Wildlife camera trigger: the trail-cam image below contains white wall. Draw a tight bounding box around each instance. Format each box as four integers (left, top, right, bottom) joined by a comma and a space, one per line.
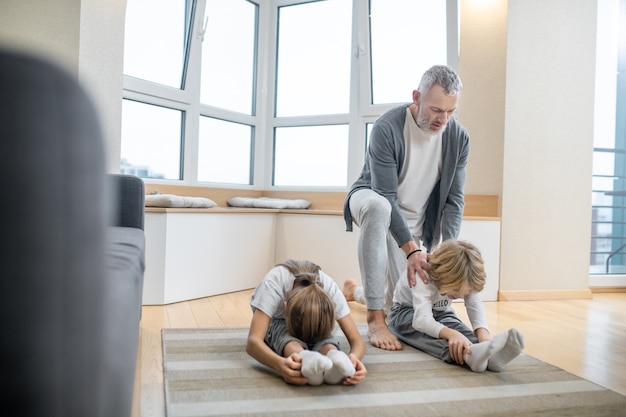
0, 0, 81, 73
78, 0, 127, 173
458, 0, 508, 196
499, 0, 597, 296
0, 0, 126, 174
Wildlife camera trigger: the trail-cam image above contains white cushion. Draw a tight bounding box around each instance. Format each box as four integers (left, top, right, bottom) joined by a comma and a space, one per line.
145, 194, 217, 208
227, 196, 311, 209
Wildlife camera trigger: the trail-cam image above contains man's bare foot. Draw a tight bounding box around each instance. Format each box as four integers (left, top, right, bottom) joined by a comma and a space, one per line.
342, 279, 357, 302
367, 310, 402, 351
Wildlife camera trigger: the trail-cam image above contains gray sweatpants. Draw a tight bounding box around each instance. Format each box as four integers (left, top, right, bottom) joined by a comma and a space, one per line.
348, 189, 410, 311
387, 303, 478, 363
265, 318, 340, 356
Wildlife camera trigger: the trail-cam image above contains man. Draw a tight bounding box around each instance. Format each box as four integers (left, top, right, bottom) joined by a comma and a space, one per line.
343, 65, 469, 350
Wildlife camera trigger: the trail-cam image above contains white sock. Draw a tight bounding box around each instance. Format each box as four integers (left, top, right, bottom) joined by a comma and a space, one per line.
299, 350, 333, 386
488, 328, 525, 372
354, 287, 366, 305
323, 350, 356, 385
464, 330, 508, 373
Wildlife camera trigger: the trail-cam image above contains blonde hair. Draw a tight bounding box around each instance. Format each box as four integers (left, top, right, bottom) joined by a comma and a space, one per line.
428, 240, 486, 295
279, 260, 335, 344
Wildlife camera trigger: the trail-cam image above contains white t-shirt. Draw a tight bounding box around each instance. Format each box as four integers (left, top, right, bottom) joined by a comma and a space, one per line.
397, 107, 443, 238
250, 265, 350, 320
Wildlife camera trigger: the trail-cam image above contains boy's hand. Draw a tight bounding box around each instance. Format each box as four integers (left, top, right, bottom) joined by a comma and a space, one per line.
446, 331, 472, 365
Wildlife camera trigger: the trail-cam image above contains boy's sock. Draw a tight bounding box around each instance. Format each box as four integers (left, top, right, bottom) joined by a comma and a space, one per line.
487, 328, 525, 372
323, 350, 356, 385
353, 287, 366, 305
299, 350, 333, 386
342, 279, 366, 305
463, 330, 508, 372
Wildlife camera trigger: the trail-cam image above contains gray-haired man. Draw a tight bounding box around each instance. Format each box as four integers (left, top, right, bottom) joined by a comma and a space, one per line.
343, 65, 470, 350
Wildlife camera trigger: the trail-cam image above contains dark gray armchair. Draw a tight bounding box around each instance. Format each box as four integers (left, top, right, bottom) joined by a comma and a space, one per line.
0, 50, 145, 417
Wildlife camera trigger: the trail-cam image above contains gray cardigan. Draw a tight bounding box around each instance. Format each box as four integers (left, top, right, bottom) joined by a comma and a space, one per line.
343, 104, 470, 252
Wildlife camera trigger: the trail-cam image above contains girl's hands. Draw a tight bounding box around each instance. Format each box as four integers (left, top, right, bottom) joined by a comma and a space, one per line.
341, 353, 367, 385
280, 352, 308, 385
281, 352, 368, 386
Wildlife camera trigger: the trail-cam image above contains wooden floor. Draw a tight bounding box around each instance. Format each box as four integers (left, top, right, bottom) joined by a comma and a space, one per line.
131, 291, 626, 417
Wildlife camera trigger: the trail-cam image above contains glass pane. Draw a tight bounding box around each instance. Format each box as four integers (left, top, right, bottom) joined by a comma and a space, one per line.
123, 0, 190, 88
120, 100, 182, 180
593, 151, 616, 178
198, 117, 252, 184
592, 176, 617, 194
275, 0, 352, 117
274, 125, 349, 187
370, 0, 448, 104
200, 0, 257, 114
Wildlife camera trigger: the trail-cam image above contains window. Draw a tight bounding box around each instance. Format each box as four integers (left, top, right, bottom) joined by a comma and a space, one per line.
123, 0, 192, 88
120, 100, 183, 180
590, 0, 626, 277
198, 117, 253, 184
121, 0, 195, 180
121, 0, 458, 188
274, 125, 349, 186
200, 0, 258, 114
369, 0, 448, 105
275, 0, 352, 117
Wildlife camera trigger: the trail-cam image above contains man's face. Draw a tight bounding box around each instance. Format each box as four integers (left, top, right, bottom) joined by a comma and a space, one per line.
414, 84, 459, 133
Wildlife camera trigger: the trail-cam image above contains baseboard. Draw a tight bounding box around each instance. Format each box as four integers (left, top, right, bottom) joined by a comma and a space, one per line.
498, 289, 593, 301
590, 287, 626, 293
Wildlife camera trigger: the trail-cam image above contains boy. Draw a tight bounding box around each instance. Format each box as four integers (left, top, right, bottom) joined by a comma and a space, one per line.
387, 239, 524, 372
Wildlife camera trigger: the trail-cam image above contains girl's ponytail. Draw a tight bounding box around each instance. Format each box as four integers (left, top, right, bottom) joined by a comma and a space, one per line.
281, 260, 335, 344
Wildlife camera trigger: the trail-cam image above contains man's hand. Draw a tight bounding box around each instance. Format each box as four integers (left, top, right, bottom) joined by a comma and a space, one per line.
407, 251, 430, 287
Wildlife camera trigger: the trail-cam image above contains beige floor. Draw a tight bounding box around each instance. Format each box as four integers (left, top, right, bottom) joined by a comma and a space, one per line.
132, 291, 626, 417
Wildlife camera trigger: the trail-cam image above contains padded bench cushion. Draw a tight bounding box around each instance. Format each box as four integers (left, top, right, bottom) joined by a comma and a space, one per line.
145, 193, 217, 208
227, 196, 311, 209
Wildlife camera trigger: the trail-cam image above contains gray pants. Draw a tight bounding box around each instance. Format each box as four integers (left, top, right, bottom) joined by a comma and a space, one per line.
349, 189, 410, 311
387, 303, 478, 363
265, 318, 340, 356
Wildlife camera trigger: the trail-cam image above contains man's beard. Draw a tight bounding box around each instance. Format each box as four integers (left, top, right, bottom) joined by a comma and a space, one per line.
416, 109, 447, 134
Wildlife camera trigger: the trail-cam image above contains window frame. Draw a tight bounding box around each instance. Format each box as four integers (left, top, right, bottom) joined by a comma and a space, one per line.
589, 0, 626, 282
121, 0, 460, 191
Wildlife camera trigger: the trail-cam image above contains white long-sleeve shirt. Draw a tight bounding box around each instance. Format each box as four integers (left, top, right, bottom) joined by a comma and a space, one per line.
392, 274, 489, 339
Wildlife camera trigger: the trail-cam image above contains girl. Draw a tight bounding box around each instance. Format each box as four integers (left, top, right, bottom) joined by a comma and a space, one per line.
387, 239, 525, 372
246, 260, 367, 385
